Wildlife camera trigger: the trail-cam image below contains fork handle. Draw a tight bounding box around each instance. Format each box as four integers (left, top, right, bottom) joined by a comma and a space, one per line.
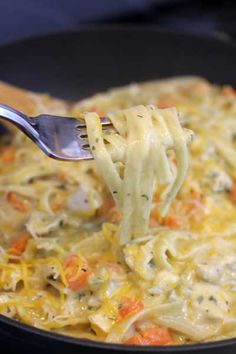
0, 104, 39, 139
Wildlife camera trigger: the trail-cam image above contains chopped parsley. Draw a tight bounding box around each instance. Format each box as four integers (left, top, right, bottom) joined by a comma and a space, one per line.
209, 295, 217, 304
197, 295, 204, 304
59, 220, 64, 227
141, 194, 149, 201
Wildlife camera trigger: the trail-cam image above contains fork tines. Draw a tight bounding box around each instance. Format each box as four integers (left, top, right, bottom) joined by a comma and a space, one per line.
76, 117, 112, 128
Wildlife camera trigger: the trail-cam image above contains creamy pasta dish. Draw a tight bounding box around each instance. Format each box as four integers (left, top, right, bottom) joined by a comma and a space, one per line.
0, 76, 236, 346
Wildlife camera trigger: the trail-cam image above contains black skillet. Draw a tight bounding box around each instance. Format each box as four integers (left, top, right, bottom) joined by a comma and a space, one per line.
0, 27, 235, 354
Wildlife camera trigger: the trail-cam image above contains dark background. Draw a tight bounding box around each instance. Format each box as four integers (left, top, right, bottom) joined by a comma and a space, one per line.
0, 0, 235, 45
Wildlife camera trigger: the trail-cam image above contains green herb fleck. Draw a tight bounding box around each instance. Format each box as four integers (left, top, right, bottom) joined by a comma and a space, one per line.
78, 293, 86, 300
197, 295, 204, 304
92, 146, 96, 151
141, 194, 149, 201
108, 316, 117, 321
209, 295, 217, 304
57, 184, 66, 190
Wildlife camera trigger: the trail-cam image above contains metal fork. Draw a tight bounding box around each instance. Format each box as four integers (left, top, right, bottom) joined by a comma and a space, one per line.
0, 104, 112, 161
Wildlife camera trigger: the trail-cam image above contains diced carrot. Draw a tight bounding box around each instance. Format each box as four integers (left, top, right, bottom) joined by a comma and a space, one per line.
123, 334, 146, 345
123, 327, 173, 346
141, 327, 173, 345
107, 207, 121, 223
98, 196, 121, 223
63, 254, 90, 291
119, 297, 143, 320
88, 106, 104, 116
1, 147, 15, 163
9, 232, 30, 258
6, 192, 30, 213
230, 184, 236, 204
150, 204, 160, 222
161, 215, 180, 228
157, 99, 175, 109
98, 196, 115, 216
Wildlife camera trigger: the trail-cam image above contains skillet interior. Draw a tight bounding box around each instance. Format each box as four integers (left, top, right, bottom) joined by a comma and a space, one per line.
0, 27, 236, 354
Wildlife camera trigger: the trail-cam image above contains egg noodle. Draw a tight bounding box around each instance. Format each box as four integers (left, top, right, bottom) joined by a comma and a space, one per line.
84, 106, 193, 244
0, 77, 236, 345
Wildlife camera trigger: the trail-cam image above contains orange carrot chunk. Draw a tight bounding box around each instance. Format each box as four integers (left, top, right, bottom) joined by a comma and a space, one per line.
63, 254, 90, 291
119, 297, 144, 319
1, 147, 15, 163
88, 106, 104, 116
123, 327, 173, 346
161, 215, 179, 228
156, 99, 175, 109
123, 334, 147, 345
141, 327, 173, 345
6, 192, 30, 213
9, 232, 30, 258
230, 184, 236, 203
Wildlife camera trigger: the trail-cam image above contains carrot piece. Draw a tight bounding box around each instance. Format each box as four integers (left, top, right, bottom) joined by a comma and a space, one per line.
107, 207, 121, 223
157, 99, 175, 109
9, 232, 30, 258
230, 184, 236, 203
88, 106, 104, 116
123, 334, 146, 345
98, 196, 121, 222
161, 215, 179, 228
119, 297, 144, 320
1, 147, 15, 163
141, 327, 173, 345
63, 254, 90, 291
98, 196, 115, 216
123, 327, 173, 346
6, 192, 30, 213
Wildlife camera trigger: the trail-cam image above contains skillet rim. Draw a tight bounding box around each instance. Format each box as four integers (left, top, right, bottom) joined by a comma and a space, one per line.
0, 24, 235, 51
0, 25, 235, 351
1, 309, 236, 352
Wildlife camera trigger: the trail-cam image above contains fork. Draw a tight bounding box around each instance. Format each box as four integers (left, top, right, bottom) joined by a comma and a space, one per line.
0, 104, 112, 161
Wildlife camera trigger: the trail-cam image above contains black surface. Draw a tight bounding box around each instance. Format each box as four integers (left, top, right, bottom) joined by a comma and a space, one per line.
106, 0, 236, 39
0, 27, 235, 102
1, 0, 236, 44
0, 27, 236, 354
